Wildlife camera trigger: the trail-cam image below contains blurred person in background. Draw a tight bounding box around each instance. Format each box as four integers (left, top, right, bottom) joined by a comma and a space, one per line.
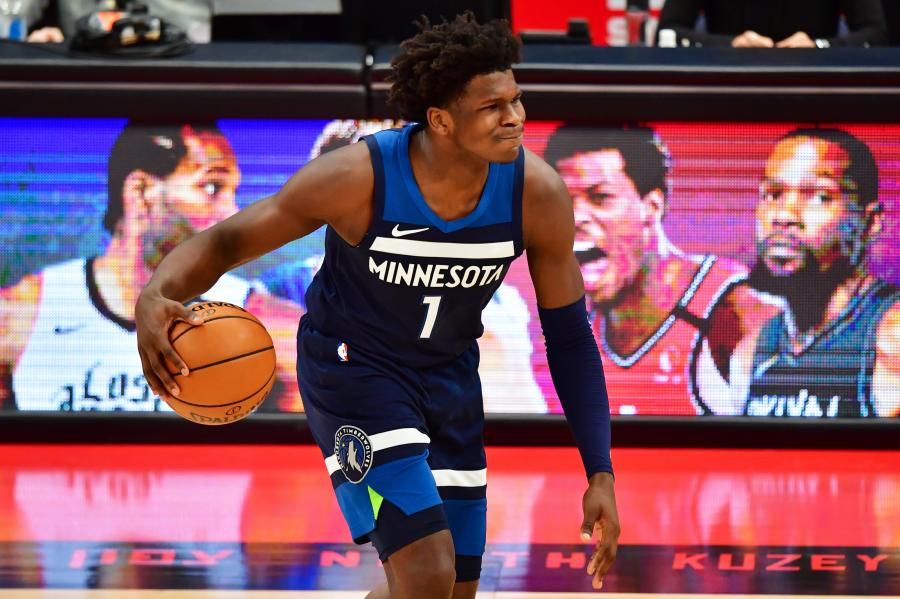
27, 0, 211, 43
541, 126, 778, 416
656, 0, 887, 48
0, 122, 302, 412
736, 128, 900, 417
884, 0, 900, 45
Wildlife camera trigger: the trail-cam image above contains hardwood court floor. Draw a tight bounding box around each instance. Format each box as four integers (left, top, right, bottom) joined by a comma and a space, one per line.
0, 444, 898, 596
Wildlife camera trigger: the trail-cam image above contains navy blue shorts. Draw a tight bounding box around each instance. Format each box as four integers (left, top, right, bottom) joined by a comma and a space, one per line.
297, 315, 487, 582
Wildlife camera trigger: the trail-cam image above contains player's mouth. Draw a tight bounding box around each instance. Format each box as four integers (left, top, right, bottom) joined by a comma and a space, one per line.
574, 242, 608, 265
761, 234, 806, 272
497, 130, 523, 143
763, 234, 803, 258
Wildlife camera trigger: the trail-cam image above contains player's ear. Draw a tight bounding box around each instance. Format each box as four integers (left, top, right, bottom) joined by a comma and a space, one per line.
426, 107, 452, 137
123, 170, 164, 215
641, 188, 665, 223
864, 201, 883, 240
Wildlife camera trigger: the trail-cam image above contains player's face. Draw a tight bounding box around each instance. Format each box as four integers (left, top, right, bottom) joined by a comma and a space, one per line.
448, 70, 525, 163
141, 129, 239, 270
757, 137, 861, 278
162, 129, 240, 232
558, 149, 652, 304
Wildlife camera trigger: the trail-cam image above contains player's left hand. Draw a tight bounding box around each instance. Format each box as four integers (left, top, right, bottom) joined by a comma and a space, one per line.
776, 31, 816, 48
580, 471, 620, 590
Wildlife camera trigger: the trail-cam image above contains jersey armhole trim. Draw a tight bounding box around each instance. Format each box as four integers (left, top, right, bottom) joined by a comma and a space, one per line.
86, 257, 135, 333
362, 134, 386, 248
512, 148, 525, 255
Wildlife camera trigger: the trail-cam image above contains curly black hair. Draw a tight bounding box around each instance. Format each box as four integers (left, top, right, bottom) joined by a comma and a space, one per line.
387, 11, 521, 123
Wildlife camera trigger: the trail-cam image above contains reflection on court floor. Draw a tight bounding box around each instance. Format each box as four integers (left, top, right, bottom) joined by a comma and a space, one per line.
0, 445, 898, 596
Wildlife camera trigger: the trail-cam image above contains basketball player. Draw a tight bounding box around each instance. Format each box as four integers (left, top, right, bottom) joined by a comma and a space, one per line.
0, 122, 302, 412
541, 126, 776, 416
738, 128, 900, 418
136, 14, 619, 598
262, 118, 546, 413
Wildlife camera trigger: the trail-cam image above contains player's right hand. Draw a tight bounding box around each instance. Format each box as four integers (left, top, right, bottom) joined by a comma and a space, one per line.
135, 290, 203, 400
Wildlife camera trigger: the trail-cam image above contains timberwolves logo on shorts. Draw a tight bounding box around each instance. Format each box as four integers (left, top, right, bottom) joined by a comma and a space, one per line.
334, 425, 372, 483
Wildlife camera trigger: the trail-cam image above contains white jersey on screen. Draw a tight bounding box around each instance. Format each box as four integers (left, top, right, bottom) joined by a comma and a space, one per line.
13, 258, 255, 412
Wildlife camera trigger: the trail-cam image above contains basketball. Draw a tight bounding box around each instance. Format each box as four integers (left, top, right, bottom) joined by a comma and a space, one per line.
163, 301, 276, 425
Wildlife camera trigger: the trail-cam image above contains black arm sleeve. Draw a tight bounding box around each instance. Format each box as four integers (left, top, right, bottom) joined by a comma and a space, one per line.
833, 0, 888, 46
539, 297, 613, 479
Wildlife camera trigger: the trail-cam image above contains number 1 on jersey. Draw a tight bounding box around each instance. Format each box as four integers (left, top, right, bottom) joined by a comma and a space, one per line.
420, 296, 442, 339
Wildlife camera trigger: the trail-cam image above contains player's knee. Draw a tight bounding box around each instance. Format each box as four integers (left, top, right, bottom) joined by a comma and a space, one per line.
409, 545, 456, 594
412, 555, 456, 596
390, 532, 456, 596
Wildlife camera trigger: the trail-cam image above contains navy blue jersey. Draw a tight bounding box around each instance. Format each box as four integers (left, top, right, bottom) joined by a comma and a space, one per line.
304, 124, 525, 369
746, 279, 900, 418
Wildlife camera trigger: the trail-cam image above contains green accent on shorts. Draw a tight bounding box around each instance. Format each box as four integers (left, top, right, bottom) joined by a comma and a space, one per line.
368, 485, 384, 520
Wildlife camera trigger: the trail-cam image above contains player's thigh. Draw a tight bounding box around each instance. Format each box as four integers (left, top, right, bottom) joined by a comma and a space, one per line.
298, 319, 450, 560
424, 344, 488, 584
384, 529, 456, 592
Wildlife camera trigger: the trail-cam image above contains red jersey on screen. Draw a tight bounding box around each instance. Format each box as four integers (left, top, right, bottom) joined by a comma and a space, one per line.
535, 255, 746, 416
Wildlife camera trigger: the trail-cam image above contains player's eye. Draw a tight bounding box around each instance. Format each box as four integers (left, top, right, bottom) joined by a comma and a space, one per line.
810, 191, 832, 205
761, 187, 780, 202
587, 190, 611, 205
202, 182, 222, 196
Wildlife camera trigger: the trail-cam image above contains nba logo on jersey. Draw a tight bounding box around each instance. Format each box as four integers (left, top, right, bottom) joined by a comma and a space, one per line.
334, 425, 372, 483
337, 342, 349, 362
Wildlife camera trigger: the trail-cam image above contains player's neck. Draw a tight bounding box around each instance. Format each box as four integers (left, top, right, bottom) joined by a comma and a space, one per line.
788, 269, 873, 346
93, 235, 151, 321
408, 129, 489, 221
601, 254, 696, 355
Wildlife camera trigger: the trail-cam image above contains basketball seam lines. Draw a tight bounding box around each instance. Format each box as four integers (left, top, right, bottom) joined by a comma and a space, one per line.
170, 345, 274, 376
168, 366, 276, 408
170, 314, 265, 344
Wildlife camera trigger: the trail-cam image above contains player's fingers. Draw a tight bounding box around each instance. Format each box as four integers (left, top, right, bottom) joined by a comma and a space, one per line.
163, 344, 191, 378
176, 305, 204, 326
138, 347, 165, 398
149, 350, 181, 397
592, 521, 621, 581
580, 505, 600, 542
164, 303, 202, 376
587, 538, 603, 575
586, 543, 605, 589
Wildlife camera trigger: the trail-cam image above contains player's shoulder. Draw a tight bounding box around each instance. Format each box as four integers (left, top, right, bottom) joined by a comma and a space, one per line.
280, 136, 375, 218
0, 272, 42, 358
710, 278, 784, 331
305, 136, 374, 181
876, 291, 900, 358
521, 147, 570, 213
878, 285, 900, 330
709, 255, 749, 278
0, 272, 43, 303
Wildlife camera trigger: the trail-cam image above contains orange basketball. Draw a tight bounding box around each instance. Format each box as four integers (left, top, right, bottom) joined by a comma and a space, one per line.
163, 301, 276, 425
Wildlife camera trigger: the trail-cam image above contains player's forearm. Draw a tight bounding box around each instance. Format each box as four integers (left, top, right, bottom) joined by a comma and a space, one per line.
539, 296, 613, 478
142, 227, 235, 304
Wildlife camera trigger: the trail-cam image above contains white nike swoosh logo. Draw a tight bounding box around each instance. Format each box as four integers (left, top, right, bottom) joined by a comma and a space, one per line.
391, 224, 430, 237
